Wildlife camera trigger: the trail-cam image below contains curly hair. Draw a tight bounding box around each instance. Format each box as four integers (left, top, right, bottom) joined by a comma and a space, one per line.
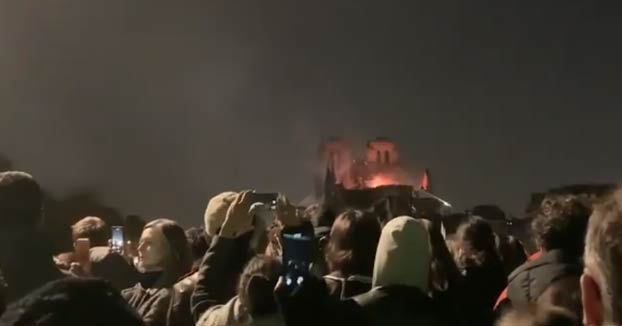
531, 195, 591, 256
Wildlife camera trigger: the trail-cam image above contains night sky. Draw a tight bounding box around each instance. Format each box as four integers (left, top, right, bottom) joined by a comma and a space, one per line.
1, 1, 621, 226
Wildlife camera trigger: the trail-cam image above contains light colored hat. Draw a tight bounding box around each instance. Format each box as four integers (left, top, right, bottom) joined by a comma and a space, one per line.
204, 191, 238, 237
372, 216, 431, 292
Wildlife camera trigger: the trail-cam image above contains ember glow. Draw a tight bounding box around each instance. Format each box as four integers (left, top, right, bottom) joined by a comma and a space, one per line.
366, 174, 399, 188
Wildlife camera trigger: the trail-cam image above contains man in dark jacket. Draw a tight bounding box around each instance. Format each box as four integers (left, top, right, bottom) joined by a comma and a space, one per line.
498, 194, 591, 316
0, 171, 63, 303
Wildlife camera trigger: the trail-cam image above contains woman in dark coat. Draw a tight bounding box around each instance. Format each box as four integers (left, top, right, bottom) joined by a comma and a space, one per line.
122, 219, 193, 326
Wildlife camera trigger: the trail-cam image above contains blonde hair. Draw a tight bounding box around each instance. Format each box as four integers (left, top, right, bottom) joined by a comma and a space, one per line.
584, 191, 622, 325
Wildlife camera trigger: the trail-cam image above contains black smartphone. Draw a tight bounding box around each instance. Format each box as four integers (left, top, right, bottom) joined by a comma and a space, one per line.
281, 229, 314, 291
252, 192, 279, 206
111, 226, 124, 253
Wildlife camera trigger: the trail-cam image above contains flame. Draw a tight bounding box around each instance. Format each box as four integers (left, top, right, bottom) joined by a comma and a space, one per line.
366, 175, 399, 188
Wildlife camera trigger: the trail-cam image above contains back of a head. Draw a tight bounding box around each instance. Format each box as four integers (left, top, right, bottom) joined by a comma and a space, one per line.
455, 216, 499, 269
185, 226, 210, 264
71, 216, 109, 247
0, 278, 144, 326
204, 192, 238, 237
583, 191, 622, 325
372, 216, 431, 291
497, 304, 579, 326
325, 209, 381, 276
124, 215, 146, 243
144, 219, 193, 280
531, 194, 591, 257
496, 235, 528, 276
238, 255, 282, 318
0, 171, 42, 230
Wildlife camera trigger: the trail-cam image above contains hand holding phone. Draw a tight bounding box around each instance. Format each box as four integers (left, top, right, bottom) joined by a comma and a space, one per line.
220, 191, 256, 238
281, 228, 314, 291
111, 226, 125, 254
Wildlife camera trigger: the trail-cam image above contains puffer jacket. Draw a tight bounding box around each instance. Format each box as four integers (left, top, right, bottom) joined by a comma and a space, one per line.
506, 249, 582, 305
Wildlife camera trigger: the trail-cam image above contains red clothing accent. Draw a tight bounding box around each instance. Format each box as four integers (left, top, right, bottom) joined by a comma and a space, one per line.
493, 251, 543, 309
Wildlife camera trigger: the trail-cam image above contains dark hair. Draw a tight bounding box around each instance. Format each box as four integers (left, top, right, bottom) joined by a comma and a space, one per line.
0, 171, 42, 229
455, 216, 499, 269
0, 278, 144, 326
496, 235, 528, 276
237, 255, 281, 317
144, 219, 192, 284
185, 227, 210, 266
305, 203, 336, 228
531, 195, 591, 256
124, 215, 146, 242
71, 216, 109, 247
325, 210, 381, 276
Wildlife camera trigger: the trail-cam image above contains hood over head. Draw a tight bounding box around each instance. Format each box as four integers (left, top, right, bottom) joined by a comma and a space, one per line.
372, 216, 431, 292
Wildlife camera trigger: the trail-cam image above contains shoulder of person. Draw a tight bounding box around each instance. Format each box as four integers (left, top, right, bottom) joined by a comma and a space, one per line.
174, 272, 199, 293
198, 296, 248, 326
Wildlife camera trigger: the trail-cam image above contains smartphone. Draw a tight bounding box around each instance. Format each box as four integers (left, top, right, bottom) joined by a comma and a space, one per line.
74, 238, 91, 263
281, 230, 314, 291
111, 226, 124, 253
252, 192, 279, 206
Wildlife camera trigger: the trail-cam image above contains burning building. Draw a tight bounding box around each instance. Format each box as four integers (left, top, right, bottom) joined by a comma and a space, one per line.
315, 137, 429, 193
313, 137, 448, 217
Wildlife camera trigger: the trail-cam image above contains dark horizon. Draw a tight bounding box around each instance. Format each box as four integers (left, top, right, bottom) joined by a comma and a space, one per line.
1, 1, 621, 226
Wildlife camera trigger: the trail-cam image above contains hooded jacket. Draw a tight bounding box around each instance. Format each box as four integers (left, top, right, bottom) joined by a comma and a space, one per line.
351, 216, 450, 326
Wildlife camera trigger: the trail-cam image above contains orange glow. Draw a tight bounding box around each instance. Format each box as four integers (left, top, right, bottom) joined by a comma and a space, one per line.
366, 175, 399, 188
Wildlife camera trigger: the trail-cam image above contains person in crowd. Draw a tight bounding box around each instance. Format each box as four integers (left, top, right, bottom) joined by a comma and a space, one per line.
496, 235, 528, 277
197, 255, 283, 326
185, 227, 211, 273
124, 215, 147, 260
421, 217, 464, 318
166, 228, 210, 326
355, 216, 449, 325
454, 216, 507, 326
191, 191, 252, 320
323, 210, 381, 300
497, 304, 580, 326
193, 191, 303, 324
68, 216, 139, 291
581, 190, 622, 326
0, 278, 144, 326
122, 218, 193, 326
0, 171, 63, 303
277, 216, 449, 326
497, 195, 590, 317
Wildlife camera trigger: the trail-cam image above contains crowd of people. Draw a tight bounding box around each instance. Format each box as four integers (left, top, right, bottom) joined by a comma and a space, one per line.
0, 170, 621, 326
